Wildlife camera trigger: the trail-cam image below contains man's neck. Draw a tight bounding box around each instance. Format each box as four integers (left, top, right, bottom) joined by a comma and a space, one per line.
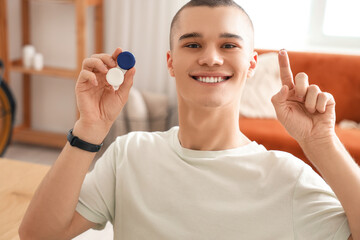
177, 103, 250, 151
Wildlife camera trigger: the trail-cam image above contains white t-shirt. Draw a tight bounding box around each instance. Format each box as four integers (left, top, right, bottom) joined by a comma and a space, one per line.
76, 126, 351, 239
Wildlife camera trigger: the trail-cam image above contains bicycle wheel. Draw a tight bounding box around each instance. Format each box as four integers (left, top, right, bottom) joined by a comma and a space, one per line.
0, 61, 16, 156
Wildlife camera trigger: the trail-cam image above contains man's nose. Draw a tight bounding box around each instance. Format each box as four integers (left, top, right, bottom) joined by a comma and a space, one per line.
198, 47, 224, 66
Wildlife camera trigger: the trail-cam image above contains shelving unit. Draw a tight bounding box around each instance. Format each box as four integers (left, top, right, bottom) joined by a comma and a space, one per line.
0, 0, 103, 148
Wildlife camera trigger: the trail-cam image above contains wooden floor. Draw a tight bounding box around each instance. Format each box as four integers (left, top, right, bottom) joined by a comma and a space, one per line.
3, 143, 61, 166
2, 143, 113, 240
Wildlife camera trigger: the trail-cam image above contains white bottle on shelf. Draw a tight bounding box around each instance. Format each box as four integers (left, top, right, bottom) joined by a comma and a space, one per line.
33, 53, 44, 70
22, 45, 35, 68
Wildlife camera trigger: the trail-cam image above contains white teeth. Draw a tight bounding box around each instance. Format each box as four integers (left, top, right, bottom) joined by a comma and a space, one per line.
196, 76, 226, 83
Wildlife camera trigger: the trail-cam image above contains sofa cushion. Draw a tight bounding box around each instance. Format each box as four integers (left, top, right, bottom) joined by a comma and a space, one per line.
240, 52, 281, 118
335, 126, 360, 161
141, 90, 169, 132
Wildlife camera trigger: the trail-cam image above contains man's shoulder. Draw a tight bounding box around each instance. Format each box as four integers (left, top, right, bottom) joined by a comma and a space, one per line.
254, 148, 309, 178
254, 146, 306, 167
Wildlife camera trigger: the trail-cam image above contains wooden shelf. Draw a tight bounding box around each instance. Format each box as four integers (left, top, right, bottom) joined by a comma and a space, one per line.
10, 59, 78, 79
1, 0, 103, 148
13, 126, 67, 148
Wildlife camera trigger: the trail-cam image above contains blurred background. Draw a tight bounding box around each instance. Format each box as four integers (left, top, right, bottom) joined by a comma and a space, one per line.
4, 0, 360, 135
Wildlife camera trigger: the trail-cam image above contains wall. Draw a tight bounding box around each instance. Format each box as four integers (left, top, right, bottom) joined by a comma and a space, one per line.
8, 0, 94, 133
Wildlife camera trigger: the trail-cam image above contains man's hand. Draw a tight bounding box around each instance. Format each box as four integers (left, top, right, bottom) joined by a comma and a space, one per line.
75, 48, 136, 142
272, 49, 359, 240
19, 48, 136, 240
271, 49, 336, 146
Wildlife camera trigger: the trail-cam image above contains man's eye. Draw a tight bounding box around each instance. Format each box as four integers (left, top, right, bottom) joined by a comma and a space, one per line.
222, 44, 237, 49
185, 43, 201, 48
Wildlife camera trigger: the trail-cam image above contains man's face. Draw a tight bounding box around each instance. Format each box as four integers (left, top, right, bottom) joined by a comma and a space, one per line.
167, 6, 257, 109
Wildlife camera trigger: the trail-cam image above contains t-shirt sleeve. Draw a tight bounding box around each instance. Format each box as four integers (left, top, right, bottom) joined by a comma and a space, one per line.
75, 140, 119, 230
293, 164, 351, 239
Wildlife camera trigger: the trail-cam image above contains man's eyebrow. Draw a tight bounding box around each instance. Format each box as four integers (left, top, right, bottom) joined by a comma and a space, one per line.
178, 32, 243, 41
220, 33, 243, 41
179, 32, 203, 41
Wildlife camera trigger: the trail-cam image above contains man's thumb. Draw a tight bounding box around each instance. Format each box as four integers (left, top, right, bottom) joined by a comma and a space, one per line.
117, 67, 135, 97
271, 85, 289, 107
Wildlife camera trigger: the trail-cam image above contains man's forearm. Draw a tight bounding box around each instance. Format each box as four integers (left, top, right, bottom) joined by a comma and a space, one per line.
300, 136, 360, 239
19, 122, 107, 239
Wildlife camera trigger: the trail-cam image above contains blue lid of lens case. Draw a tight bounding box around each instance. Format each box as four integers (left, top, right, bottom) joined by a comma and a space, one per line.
117, 51, 136, 70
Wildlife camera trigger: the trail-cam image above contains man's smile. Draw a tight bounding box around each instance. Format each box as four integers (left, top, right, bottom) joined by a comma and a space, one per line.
189, 72, 233, 83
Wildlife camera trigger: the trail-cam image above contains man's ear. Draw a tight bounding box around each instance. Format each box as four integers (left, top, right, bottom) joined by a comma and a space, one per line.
246, 51, 258, 79
167, 51, 175, 77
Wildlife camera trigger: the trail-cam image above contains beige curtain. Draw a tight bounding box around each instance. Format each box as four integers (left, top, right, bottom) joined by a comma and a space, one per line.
104, 0, 187, 100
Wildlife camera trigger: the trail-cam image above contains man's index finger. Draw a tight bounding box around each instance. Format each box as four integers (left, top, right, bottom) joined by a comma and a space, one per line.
278, 49, 294, 89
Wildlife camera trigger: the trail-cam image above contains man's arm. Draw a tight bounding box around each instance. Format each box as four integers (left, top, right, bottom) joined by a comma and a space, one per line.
272, 49, 359, 239
19, 124, 103, 239
300, 136, 359, 240
19, 48, 135, 239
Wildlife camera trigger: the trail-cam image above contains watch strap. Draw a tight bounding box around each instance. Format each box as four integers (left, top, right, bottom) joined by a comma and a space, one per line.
67, 129, 103, 152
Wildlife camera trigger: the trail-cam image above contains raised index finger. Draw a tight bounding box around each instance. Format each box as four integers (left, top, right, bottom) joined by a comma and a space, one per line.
278, 49, 294, 89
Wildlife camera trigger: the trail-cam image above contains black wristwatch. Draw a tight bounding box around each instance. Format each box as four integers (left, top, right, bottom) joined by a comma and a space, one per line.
67, 129, 103, 152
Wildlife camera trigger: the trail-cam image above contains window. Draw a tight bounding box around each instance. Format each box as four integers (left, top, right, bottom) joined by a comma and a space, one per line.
235, 0, 360, 52
323, 0, 360, 37
235, 0, 312, 50
309, 0, 360, 50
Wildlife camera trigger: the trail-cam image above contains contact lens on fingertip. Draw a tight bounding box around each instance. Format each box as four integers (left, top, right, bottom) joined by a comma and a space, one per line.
106, 51, 135, 90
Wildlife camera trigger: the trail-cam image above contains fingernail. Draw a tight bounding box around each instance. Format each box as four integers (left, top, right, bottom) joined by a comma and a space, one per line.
279, 49, 287, 56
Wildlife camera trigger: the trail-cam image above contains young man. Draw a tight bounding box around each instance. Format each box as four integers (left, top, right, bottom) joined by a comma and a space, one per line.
20, 0, 358, 239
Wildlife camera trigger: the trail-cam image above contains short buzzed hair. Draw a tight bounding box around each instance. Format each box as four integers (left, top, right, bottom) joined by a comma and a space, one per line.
169, 0, 254, 49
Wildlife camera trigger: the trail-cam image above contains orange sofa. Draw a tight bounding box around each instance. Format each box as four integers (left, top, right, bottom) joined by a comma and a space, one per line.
239, 50, 360, 172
